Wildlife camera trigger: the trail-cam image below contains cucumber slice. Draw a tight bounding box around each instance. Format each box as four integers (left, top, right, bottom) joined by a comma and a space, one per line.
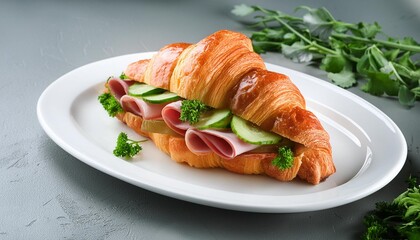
128, 83, 165, 96
231, 116, 281, 145
142, 91, 180, 104
193, 109, 232, 130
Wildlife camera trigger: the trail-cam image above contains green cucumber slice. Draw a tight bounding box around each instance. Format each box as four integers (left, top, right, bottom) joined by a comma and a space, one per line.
128, 83, 165, 96
231, 116, 281, 145
193, 109, 232, 130
142, 91, 180, 104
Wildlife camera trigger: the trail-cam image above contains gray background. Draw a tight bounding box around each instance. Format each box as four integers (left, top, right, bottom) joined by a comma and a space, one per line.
1, 0, 419, 239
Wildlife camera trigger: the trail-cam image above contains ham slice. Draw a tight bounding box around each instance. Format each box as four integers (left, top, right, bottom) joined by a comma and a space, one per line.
161, 100, 191, 136
161, 100, 259, 159
108, 77, 133, 100
120, 95, 166, 120
185, 128, 259, 159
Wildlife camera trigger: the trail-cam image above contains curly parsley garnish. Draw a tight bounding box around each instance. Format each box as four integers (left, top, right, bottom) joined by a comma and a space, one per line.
179, 99, 210, 124
113, 132, 147, 158
98, 92, 123, 117
271, 146, 294, 170
362, 176, 420, 239
119, 72, 129, 80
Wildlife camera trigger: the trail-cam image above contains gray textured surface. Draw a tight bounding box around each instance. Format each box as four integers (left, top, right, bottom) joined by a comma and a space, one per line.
1, 0, 419, 239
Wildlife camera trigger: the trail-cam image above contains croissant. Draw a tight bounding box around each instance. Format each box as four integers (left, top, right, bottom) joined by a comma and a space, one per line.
106, 30, 335, 184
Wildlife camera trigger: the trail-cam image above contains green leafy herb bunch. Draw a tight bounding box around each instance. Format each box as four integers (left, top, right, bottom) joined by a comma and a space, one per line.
232, 4, 420, 107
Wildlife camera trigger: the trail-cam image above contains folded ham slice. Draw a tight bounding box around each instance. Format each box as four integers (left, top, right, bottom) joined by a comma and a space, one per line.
107, 77, 133, 100
185, 128, 259, 159
161, 100, 191, 136
120, 95, 166, 120
161, 100, 259, 159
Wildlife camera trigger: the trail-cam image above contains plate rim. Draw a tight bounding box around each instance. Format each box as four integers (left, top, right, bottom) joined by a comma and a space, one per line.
37, 52, 407, 213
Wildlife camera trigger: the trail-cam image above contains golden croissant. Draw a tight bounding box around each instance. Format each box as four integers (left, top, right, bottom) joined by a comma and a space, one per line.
102, 30, 335, 184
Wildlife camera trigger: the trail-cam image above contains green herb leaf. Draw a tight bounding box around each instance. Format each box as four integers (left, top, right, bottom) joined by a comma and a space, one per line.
231, 4, 256, 17
383, 49, 400, 62
119, 72, 129, 80
356, 53, 371, 74
398, 85, 416, 107
396, 36, 419, 48
297, 6, 336, 42
252, 40, 282, 54
398, 52, 417, 70
351, 22, 381, 39
369, 45, 389, 72
395, 63, 420, 87
251, 28, 297, 53
361, 71, 399, 96
362, 176, 420, 239
327, 67, 356, 88
180, 100, 210, 124
113, 132, 146, 158
411, 86, 420, 98
271, 146, 294, 170
281, 41, 313, 63
348, 42, 368, 58
98, 92, 123, 117
320, 54, 346, 73
264, 28, 287, 40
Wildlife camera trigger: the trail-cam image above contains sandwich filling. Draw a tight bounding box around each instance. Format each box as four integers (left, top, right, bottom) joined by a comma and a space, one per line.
104, 76, 294, 169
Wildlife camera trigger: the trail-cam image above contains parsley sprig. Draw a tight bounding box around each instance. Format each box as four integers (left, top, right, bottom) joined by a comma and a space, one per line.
179, 100, 210, 124
271, 146, 294, 170
362, 176, 420, 239
98, 92, 123, 117
119, 72, 129, 80
113, 132, 147, 158
232, 4, 420, 107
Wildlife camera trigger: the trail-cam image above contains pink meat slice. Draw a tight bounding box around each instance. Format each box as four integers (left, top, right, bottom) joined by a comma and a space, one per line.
185, 128, 259, 159
107, 77, 133, 100
161, 100, 191, 136
120, 95, 166, 120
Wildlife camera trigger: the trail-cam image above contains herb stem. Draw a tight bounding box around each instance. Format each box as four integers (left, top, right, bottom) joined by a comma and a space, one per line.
252, 5, 337, 55
332, 33, 420, 53
341, 51, 360, 63
253, 41, 283, 46
273, 16, 337, 55
253, 6, 301, 21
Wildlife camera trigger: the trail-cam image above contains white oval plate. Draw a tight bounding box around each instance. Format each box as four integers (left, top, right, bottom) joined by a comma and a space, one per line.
37, 52, 407, 213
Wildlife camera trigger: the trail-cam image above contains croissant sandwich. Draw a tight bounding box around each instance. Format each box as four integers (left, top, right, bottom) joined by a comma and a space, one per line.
99, 30, 335, 184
